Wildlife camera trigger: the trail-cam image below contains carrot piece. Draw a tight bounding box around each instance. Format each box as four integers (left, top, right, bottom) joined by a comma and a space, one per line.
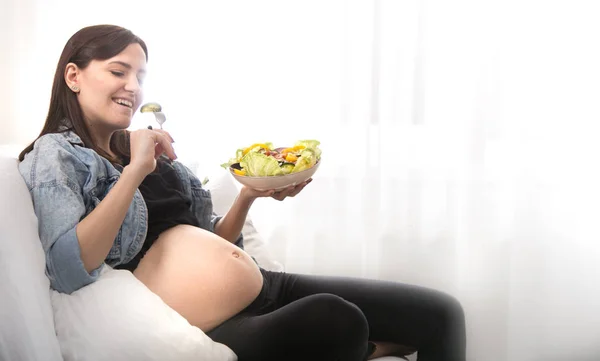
285, 153, 298, 162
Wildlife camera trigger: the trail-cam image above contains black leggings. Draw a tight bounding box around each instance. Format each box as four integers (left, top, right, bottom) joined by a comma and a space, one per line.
206, 268, 466, 361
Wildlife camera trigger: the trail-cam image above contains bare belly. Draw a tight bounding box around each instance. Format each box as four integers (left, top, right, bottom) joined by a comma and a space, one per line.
132, 224, 263, 332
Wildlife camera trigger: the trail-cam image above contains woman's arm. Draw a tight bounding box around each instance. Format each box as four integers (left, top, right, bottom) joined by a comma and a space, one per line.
76, 165, 145, 272
21, 136, 145, 292
19, 130, 175, 293
214, 182, 312, 243
213, 187, 258, 243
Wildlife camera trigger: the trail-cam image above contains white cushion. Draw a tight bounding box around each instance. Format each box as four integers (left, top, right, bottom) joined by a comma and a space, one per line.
51, 267, 236, 361
0, 154, 63, 361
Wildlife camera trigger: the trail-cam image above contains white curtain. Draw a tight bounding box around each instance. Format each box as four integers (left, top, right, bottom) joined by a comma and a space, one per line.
3, 1, 600, 360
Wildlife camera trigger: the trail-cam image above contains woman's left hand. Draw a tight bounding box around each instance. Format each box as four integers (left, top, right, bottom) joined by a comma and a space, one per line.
240, 178, 313, 202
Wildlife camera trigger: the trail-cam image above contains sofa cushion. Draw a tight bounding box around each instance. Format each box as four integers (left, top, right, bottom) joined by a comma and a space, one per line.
0, 153, 63, 361
51, 267, 236, 361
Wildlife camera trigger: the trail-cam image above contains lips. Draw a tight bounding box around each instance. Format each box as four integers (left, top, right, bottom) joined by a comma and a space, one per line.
113, 98, 133, 108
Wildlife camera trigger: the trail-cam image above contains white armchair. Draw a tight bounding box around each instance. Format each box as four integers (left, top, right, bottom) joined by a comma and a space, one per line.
0, 151, 405, 361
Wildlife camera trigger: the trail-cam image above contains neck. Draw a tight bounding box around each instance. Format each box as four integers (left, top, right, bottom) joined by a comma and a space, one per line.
93, 130, 117, 160
86, 122, 117, 159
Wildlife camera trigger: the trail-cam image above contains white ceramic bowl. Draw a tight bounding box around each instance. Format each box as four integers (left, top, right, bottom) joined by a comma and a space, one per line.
229, 160, 321, 191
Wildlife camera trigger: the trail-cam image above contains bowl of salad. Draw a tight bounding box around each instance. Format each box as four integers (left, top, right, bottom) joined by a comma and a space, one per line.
221, 140, 322, 191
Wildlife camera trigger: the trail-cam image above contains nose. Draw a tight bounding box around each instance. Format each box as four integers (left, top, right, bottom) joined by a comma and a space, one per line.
124, 74, 142, 94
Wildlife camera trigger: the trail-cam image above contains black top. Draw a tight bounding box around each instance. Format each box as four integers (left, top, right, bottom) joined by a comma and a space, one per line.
115, 158, 200, 271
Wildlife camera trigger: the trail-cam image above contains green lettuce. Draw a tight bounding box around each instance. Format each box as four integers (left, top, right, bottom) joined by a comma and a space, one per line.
291, 140, 321, 173
291, 148, 316, 173
240, 152, 284, 176
221, 139, 322, 176
220, 148, 244, 169
295, 140, 321, 156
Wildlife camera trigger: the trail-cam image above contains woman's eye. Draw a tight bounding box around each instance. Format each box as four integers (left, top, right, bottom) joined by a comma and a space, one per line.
111, 71, 125, 77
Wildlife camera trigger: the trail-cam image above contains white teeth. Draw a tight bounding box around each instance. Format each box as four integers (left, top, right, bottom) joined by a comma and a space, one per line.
114, 98, 133, 108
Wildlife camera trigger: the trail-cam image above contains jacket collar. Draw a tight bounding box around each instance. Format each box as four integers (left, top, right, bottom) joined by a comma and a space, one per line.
61, 130, 85, 146
57, 119, 85, 146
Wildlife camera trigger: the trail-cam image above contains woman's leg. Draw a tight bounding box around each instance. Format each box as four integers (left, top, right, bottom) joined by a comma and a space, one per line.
207, 292, 371, 361
279, 272, 466, 361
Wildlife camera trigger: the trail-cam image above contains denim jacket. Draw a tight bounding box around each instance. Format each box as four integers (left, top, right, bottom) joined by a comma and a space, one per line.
18, 130, 242, 294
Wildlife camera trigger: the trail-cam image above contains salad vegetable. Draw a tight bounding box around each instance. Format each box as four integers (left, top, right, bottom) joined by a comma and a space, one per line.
221, 140, 322, 176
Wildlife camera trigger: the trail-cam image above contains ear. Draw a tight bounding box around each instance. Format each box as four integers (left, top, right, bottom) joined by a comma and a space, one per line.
64, 63, 81, 93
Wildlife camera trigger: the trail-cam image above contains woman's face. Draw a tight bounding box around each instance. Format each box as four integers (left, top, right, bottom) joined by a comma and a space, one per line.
69, 43, 147, 134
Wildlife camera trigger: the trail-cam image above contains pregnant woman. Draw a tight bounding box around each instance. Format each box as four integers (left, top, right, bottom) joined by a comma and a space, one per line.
18, 24, 466, 361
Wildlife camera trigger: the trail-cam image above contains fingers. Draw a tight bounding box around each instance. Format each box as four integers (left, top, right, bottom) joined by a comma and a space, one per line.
270, 191, 288, 201
153, 128, 175, 143
288, 178, 312, 197
241, 178, 313, 201
239, 186, 271, 201
270, 178, 312, 201
253, 189, 274, 197
143, 127, 175, 147
149, 130, 177, 160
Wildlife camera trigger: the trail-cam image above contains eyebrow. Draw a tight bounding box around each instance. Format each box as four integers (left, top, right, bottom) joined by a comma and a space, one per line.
108, 61, 146, 74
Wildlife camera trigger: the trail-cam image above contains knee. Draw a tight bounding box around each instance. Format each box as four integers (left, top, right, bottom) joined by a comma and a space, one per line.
311, 293, 369, 344
433, 291, 466, 331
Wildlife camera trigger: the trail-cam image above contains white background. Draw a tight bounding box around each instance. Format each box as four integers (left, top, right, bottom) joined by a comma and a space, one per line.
2, 1, 600, 360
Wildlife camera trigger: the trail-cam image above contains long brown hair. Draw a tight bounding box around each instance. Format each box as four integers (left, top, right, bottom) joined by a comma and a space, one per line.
18, 24, 148, 163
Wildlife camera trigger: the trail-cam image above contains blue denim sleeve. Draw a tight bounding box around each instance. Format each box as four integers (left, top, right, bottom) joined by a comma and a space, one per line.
20, 140, 102, 294
29, 181, 103, 294
32, 185, 102, 294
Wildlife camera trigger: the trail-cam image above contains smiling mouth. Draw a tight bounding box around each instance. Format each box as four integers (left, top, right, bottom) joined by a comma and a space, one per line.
113, 98, 133, 108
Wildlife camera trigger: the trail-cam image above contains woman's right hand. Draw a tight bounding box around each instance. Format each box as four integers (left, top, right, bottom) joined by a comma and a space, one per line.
127, 128, 177, 178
